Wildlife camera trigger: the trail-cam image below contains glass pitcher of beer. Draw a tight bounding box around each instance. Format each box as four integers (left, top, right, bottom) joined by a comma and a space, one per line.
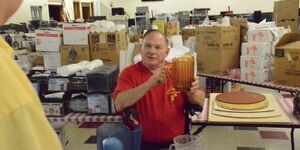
167, 53, 194, 91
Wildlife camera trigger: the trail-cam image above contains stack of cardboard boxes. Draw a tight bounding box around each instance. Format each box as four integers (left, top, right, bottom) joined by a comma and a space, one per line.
240, 27, 285, 83
61, 23, 91, 65
35, 29, 63, 71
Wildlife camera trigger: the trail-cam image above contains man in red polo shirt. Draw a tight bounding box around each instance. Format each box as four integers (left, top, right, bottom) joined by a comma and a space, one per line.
113, 30, 205, 150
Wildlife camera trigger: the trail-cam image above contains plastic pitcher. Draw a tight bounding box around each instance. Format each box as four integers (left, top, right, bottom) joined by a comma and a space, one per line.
169, 135, 202, 150
167, 52, 194, 91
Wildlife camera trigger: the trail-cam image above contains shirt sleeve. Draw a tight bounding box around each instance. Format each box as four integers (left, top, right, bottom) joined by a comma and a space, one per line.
112, 67, 135, 101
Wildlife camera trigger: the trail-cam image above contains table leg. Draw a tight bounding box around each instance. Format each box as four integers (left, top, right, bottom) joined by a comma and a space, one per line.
291, 128, 295, 150
192, 124, 207, 135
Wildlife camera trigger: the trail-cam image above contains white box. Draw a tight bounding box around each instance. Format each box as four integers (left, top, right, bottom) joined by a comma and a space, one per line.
240, 68, 270, 83
43, 52, 61, 71
240, 56, 270, 69
63, 23, 90, 45
247, 27, 285, 43
35, 30, 63, 52
241, 42, 272, 56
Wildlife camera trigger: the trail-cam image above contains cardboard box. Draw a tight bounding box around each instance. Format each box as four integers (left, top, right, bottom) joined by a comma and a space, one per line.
240, 56, 270, 69
42, 102, 67, 117
181, 28, 196, 41
247, 27, 285, 43
240, 68, 271, 83
89, 30, 127, 52
196, 26, 240, 75
153, 20, 166, 35
167, 21, 180, 36
60, 45, 90, 65
273, 0, 299, 32
230, 18, 248, 42
273, 0, 298, 21
35, 30, 63, 52
87, 93, 115, 115
63, 23, 90, 45
276, 20, 298, 33
241, 42, 272, 56
91, 50, 120, 65
43, 52, 61, 71
89, 30, 127, 64
274, 32, 300, 87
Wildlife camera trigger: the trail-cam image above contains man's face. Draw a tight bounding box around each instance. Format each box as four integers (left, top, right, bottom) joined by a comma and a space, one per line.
141, 32, 169, 70
0, 0, 23, 25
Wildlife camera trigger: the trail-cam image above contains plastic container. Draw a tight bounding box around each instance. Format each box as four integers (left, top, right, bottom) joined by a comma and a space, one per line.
169, 135, 202, 150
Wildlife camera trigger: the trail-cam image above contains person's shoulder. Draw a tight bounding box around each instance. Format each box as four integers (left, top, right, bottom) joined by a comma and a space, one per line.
121, 62, 143, 73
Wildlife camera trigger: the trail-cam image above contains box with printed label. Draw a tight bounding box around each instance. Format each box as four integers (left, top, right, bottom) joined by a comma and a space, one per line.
240, 68, 271, 83
247, 27, 285, 43
42, 102, 66, 117
181, 28, 196, 41
87, 93, 116, 115
240, 56, 270, 69
241, 42, 272, 56
43, 52, 61, 71
89, 29, 127, 51
35, 29, 63, 52
48, 77, 69, 92
196, 26, 240, 75
274, 32, 300, 87
63, 23, 90, 45
60, 45, 90, 65
91, 49, 121, 65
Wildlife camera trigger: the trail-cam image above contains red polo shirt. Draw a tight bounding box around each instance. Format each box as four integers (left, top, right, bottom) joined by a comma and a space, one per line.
113, 62, 186, 143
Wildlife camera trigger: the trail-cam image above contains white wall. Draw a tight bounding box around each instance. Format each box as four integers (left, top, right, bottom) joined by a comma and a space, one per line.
100, 0, 300, 18
4, 0, 300, 24
6, 0, 50, 24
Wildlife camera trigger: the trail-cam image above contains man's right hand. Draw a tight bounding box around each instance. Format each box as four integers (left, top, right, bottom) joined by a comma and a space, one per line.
148, 66, 168, 87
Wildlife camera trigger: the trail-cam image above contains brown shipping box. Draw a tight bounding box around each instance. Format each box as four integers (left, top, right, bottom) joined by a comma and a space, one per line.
181, 28, 196, 41
89, 30, 127, 64
273, 0, 299, 32
274, 33, 300, 87
60, 45, 90, 65
93, 50, 120, 65
230, 18, 248, 42
195, 26, 240, 75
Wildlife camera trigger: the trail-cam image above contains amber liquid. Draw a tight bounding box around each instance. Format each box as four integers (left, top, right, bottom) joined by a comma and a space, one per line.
172, 57, 194, 91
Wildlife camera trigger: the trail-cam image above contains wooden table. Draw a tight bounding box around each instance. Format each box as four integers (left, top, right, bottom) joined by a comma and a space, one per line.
191, 93, 300, 150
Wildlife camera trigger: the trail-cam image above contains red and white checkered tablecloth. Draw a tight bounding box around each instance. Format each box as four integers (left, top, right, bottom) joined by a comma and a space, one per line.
48, 113, 122, 123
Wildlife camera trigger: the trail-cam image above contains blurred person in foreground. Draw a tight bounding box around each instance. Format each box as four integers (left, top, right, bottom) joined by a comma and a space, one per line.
0, 0, 62, 149
113, 30, 205, 150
